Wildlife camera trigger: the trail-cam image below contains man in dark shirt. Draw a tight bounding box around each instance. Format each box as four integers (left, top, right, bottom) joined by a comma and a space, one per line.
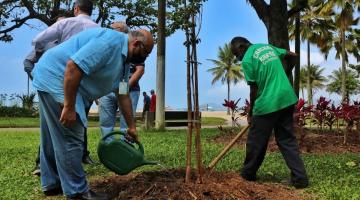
142, 92, 150, 120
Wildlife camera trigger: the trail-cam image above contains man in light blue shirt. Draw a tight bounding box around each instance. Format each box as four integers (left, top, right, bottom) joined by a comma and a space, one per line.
32, 27, 154, 199
30, 0, 99, 177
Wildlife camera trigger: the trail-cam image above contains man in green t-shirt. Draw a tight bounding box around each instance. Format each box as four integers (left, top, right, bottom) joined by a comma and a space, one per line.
230, 36, 308, 189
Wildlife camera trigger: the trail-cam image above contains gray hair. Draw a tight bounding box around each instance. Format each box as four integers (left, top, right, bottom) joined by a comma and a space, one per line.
129, 30, 147, 44
110, 22, 129, 33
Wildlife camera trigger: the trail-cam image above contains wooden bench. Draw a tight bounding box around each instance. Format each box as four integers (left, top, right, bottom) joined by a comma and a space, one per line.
144, 111, 201, 129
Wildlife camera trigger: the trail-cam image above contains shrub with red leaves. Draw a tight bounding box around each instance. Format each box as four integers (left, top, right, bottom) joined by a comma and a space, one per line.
313, 97, 331, 130
222, 98, 241, 127
325, 104, 341, 131
294, 98, 313, 128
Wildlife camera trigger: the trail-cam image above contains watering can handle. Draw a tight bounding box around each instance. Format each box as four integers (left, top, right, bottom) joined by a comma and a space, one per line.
101, 131, 144, 154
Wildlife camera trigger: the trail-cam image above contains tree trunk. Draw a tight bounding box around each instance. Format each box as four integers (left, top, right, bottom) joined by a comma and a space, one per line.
155, 0, 166, 130
340, 29, 347, 103
191, 13, 203, 184
294, 12, 301, 97
27, 75, 30, 96
184, 0, 193, 184
227, 78, 230, 115
248, 0, 307, 81
306, 39, 312, 105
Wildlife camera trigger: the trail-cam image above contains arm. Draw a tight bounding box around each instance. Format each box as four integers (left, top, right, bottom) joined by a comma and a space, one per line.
128, 65, 144, 88
32, 22, 61, 52
23, 50, 43, 80
116, 93, 138, 141
283, 51, 298, 72
60, 60, 83, 127
248, 83, 258, 124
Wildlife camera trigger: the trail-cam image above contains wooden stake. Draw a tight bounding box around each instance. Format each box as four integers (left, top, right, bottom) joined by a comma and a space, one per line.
208, 125, 250, 170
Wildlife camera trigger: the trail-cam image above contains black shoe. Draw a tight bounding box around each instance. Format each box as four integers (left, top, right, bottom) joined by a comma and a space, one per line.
67, 190, 108, 200
32, 164, 41, 176
82, 155, 95, 165
44, 187, 63, 196
240, 173, 256, 181
281, 179, 309, 189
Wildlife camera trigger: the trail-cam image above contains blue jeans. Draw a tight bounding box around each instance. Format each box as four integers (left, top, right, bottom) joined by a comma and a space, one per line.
99, 91, 140, 136
38, 91, 88, 197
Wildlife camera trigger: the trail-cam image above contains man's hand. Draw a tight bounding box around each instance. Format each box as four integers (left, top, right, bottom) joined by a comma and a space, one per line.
60, 106, 77, 127
247, 114, 252, 125
126, 127, 139, 142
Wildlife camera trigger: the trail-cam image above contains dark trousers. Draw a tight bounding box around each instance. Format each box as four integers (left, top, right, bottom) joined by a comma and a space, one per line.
241, 105, 308, 183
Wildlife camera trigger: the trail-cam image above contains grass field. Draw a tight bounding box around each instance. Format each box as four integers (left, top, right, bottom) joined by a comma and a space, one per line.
0, 117, 226, 128
0, 128, 359, 199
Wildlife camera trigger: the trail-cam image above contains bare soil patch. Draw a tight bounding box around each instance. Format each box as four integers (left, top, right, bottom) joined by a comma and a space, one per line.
92, 169, 310, 200
211, 128, 360, 154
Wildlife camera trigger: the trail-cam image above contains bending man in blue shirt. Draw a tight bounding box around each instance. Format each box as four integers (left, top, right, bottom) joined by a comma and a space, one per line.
32, 27, 154, 199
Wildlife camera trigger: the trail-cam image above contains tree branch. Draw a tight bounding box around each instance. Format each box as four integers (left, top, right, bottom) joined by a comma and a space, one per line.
288, 0, 308, 18
0, 15, 33, 34
248, 0, 269, 29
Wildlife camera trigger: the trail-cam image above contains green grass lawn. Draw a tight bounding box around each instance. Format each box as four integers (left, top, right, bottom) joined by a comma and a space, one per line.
0, 116, 226, 128
0, 128, 359, 199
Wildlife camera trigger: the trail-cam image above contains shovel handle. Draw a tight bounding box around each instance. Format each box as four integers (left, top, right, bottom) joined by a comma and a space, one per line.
208, 125, 250, 170
102, 131, 144, 154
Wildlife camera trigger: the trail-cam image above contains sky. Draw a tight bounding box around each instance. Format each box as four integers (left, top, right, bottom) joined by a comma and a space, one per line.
0, 0, 358, 110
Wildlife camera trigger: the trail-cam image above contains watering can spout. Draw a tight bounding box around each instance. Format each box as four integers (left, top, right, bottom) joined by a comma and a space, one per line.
142, 160, 158, 166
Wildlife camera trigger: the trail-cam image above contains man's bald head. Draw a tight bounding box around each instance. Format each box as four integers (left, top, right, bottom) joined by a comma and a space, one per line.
137, 29, 154, 54
127, 29, 154, 63
110, 22, 129, 33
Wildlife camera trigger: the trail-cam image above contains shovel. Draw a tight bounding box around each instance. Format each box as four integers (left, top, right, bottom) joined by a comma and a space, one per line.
208, 125, 250, 171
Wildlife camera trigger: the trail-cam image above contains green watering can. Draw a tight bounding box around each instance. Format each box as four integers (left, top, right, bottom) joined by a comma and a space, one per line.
97, 131, 157, 175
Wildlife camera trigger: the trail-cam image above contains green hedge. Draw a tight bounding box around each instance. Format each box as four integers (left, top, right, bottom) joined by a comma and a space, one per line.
0, 106, 38, 117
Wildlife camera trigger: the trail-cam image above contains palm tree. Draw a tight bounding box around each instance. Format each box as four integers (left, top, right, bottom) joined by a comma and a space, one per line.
326, 69, 360, 101
289, 0, 333, 105
299, 67, 307, 99
317, 0, 360, 103
300, 64, 327, 104
207, 43, 243, 115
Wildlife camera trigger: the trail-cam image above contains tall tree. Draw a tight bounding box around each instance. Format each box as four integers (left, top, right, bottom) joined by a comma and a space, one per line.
207, 44, 243, 115
326, 69, 360, 101
246, 0, 308, 76
317, 0, 360, 103
155, 0, 166, 130
300, 64, 327, 104
0, 0, 199, 42
299, 67, 307, 99
289, 0, 333, 104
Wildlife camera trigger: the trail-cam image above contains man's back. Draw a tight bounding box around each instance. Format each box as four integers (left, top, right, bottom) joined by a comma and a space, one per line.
32, 28, 128, 102
32, 14, 98, 52
242, 44, 297, 115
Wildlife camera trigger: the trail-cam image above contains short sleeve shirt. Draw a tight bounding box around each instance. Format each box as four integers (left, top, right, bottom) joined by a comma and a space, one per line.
32, 28, 129, 126
242, 44, 298, 115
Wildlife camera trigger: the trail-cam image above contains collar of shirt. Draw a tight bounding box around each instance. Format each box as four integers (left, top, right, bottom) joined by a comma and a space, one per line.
76, 14, 92, 20
121, 34, 129, 60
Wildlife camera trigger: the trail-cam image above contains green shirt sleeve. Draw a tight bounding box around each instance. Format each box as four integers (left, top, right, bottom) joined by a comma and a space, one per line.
242, 61, 256, 84
270, 45, 287, 59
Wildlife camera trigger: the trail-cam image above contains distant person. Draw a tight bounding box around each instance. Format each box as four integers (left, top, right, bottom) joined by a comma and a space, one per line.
149, 89, 156, 112
142, 91, 150, 120
230, 36, 308, 189
32, 0, 99, 167
32, 26, 154, 199
98, 22, 145, 137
